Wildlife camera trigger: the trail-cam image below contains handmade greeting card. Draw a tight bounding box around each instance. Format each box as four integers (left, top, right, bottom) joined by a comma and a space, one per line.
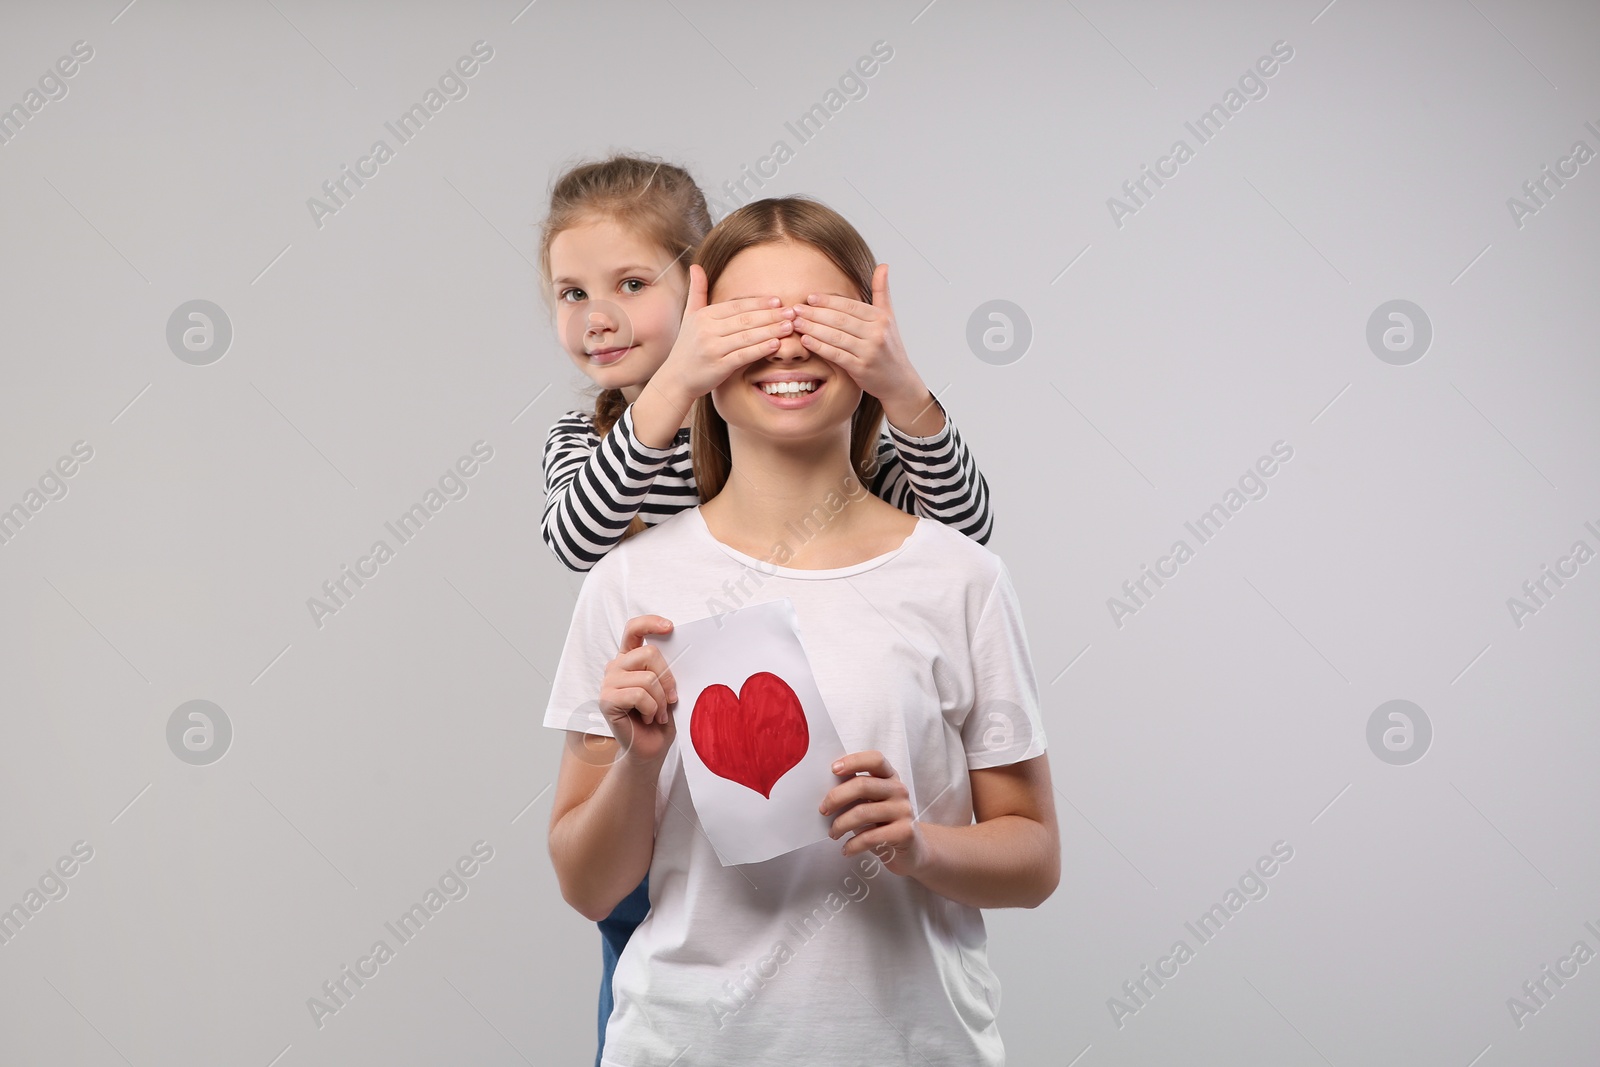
644, 597, 846, 866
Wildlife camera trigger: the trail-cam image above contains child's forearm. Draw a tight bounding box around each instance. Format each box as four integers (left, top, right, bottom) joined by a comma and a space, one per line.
879, 386, 946, 438
549, 755, 662, 921
876, 396, 994, 544
903, 815, 1058, 909
541, 410, 677, 571
629, 375, 694, 451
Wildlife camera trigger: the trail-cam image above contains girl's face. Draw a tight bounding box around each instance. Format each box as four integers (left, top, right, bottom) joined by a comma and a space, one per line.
708, 240, 865, 443
548, 215, 688, 394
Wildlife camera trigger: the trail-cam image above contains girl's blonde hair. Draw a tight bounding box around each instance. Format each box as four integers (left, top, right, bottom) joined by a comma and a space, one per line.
689, 196, 885, 503
535, 152, 712, 439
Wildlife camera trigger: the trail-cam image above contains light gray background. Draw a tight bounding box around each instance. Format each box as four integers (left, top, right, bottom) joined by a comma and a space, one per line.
2, 1, 1597, 1064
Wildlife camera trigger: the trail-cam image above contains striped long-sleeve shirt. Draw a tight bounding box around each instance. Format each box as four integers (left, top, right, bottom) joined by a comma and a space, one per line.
540, 398, 993, 571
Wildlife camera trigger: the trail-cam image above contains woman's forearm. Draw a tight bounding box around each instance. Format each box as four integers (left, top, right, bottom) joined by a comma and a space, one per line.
550, 756, 662, 921
904, 815, 1059, 909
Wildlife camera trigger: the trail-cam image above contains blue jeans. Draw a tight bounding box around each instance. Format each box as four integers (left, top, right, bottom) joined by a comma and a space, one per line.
595, 873, 651, 1067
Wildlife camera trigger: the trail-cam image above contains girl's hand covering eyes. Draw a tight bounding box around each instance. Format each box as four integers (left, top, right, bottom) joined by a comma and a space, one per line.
649, 264, 797, 412
598, 615, 680, 766
789, 262, 931, 418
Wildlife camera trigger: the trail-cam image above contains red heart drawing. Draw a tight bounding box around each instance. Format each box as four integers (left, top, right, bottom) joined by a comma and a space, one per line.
690, 672, 810, 799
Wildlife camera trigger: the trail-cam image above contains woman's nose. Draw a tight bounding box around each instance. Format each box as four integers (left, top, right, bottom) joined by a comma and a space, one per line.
769, 330, 807, 362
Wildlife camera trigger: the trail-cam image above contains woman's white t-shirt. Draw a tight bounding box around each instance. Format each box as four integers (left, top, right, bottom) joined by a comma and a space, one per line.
543, 507, 1048, 1066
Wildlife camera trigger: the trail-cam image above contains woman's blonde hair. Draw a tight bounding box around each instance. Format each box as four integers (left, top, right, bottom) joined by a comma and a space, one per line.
688, 196, 884, 503
535, 152, 712, 439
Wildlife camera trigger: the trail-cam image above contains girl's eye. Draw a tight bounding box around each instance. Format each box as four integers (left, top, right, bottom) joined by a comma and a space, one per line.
621, 279, 645, 295
559, 288, 586, 303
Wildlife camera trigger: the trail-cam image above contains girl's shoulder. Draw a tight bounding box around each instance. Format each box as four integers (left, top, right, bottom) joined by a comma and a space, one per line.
551, 408, 598, 429
546, 408, 691, 447
545, 409, 599, 444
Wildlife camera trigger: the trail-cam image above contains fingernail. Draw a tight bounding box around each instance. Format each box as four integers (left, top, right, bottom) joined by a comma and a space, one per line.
832, 761, 844, 773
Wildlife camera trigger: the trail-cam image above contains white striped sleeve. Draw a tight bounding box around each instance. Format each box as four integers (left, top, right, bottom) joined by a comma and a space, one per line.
540, 406, 679, 572
879, 397, 995, 544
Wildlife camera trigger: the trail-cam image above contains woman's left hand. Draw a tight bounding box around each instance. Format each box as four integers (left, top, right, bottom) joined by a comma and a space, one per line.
790, 263, 932, 421
819, 750, 928, 877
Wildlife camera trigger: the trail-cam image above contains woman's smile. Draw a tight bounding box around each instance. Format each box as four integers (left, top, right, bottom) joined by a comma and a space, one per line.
752, 371, 827, 409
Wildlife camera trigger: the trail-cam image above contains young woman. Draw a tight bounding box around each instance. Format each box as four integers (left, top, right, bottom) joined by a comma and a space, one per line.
535, 154, 1000, 1063
543, 195, 1058, 1065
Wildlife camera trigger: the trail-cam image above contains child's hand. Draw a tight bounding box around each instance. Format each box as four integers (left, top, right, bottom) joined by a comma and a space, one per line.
598, 615, 680, 766
819, 750, 928, 877
790, 263, 939, 432
650, 263, 797, 412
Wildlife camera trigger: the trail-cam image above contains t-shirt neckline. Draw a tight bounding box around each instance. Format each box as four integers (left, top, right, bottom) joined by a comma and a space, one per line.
688, 506, 924, 580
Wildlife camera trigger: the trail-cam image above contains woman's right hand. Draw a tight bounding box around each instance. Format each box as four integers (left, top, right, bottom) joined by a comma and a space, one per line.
652, 264, 796, 409
598, 615, 681, 766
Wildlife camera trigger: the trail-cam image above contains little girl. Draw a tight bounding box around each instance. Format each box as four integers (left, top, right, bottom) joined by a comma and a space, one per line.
543, 194, 1057, 1065
534, 154, 999, 1062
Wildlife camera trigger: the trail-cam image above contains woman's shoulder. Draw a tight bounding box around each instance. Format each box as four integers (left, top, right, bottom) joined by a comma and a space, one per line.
907, 517, 1006, 583
584, 508, 709, 579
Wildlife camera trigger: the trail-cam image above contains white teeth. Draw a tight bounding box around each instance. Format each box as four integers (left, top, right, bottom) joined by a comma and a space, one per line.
761, 380, 818, 395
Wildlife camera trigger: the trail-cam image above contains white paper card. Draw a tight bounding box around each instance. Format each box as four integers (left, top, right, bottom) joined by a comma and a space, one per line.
644, 597, 846, 866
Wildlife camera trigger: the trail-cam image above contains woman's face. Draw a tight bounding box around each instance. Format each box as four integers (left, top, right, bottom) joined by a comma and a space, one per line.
548, 215, 688, 392
708, 240, 864, 443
